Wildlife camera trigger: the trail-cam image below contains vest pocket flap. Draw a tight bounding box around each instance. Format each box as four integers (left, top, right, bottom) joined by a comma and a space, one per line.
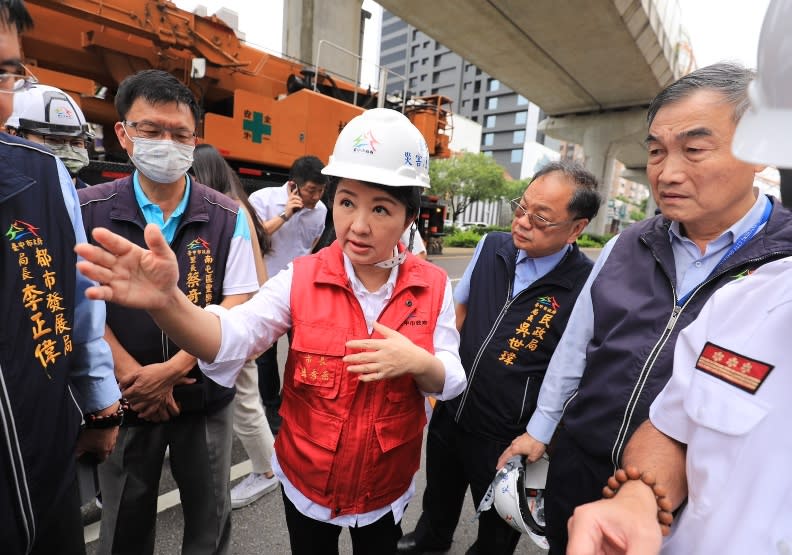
283, 392, 344, 452
374, 410, 425, 454
290, 324, 347, 397
684, 377, 769, 436
290, 323, 348, 356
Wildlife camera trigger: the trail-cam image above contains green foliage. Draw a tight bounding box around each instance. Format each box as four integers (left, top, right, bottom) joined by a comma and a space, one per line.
429, 152, 509, 221
444, 229, 484, 248
576, 233, 613, 248
502, 178, 531, 203
481, 225, 510, 234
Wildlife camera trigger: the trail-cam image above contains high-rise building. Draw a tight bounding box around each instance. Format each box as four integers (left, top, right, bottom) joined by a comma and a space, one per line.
378, 9, 559, 179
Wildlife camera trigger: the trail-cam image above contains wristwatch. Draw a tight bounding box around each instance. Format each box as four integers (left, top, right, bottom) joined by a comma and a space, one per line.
278, 211, 290, 222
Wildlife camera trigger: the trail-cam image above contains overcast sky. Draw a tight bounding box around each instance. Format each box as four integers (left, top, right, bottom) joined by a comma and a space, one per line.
172, 1, 770, 77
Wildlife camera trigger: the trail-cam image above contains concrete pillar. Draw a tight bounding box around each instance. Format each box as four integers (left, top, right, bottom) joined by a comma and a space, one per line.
283, 0, 364, 84
622, 167, 657, 218
540, 108, 648, 236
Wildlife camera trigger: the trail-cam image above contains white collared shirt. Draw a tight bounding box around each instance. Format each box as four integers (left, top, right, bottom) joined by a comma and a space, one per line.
651, 256, 792, 554
248, 182, 327, 277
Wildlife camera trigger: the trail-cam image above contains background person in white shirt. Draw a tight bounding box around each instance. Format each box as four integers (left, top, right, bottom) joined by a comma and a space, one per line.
76, 108, 467, 555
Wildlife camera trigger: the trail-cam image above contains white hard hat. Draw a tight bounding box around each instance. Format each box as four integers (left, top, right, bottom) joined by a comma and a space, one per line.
6, 84, 93, 139
732, 0, 792, 167
322, 108, 430, 188
476, 455, 549, 540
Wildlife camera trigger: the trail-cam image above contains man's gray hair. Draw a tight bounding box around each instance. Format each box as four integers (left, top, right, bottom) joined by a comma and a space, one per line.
647, 62, 756, 126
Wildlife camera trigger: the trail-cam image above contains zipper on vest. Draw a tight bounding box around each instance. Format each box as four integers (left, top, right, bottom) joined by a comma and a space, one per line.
0, 362, 36, 551
609, 249, 792, 468
517, 376, 531, 423
454, 277, 514, 423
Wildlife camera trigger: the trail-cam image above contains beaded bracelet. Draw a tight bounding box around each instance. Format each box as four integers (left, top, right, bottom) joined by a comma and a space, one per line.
602, 465, 674, 536
83, 399, 127, 429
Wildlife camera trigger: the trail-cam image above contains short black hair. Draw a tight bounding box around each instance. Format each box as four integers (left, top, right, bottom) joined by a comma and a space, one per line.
531, 160, 601, 221
290, 155, 328, 187
647, 62, 755, 126
0, 0, 32, 33
114, 69, 201, 126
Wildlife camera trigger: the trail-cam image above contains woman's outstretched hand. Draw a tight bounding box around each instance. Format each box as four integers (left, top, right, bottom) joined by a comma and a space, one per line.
75, 223, 180, 311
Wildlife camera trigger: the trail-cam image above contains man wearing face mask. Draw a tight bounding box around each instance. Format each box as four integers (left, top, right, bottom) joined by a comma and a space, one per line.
78, 69, 259, 554
5, 83, 93, 188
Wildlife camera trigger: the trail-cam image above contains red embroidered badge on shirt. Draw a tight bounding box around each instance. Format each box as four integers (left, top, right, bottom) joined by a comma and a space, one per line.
695, 342, 774, 394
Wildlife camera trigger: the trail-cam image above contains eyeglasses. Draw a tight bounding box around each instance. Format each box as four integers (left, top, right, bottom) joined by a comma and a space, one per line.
123, 120, 196, 145
29, 134, 86, 149
0, 64, 38, 94
509, 198, 574, 230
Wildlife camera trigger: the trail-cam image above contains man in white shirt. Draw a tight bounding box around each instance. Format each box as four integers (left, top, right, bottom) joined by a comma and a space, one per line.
565, 3, 792, 553
248, 155, 328, 435
497, 62, 792, 554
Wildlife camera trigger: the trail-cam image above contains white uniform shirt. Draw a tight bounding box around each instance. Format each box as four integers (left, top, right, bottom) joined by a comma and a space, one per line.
650, 256, 792, 555
248, 182, 327, 277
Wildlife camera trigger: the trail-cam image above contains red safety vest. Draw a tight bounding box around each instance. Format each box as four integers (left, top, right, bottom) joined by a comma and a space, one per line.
276, 241, 447, 516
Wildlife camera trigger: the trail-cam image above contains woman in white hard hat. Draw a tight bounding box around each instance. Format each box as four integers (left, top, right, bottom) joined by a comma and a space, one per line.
75, 108, 466, 554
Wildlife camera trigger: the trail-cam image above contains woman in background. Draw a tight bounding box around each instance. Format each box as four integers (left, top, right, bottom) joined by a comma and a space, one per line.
191, 144, 279, 508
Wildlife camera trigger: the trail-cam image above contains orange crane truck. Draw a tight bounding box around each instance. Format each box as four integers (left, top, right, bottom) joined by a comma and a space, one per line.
20, 0, 451, 248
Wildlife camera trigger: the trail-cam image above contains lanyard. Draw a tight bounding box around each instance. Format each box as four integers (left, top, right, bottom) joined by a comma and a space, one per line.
676, 200, 772, 307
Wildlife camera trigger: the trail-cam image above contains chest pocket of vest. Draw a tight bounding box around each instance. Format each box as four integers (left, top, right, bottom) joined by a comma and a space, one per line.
289, 324, 346, 400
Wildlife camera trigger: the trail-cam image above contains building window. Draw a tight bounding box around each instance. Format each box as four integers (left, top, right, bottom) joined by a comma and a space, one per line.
483, 150, 493, 157
476, 68, 482, 76
472, 98, 480, 111
410, 61, 418, 72
432, 72, 439, 84
434, 54, 443, 65
412, 29, 419, 40
422, 58, 429, 66
485, 115, 496, 128
514, 111, 527, 125
517, 95, 529, 105
411, 45, 419, 57
474, 81, 481, 93
488, 79, 500, 92
487, 97, 498, 110
511, 149, 524, 163
513, 130, 525, 144
484, 133, 495, 146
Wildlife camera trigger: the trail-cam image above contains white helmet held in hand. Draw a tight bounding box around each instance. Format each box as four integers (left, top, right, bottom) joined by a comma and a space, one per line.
6, 83, 93, 139
477, 455, 549, 539
732, 0, 792, 168
322, 108, 430, 188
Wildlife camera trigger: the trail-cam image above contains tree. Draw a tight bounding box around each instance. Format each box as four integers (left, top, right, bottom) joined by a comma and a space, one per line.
429, 152, 509, 222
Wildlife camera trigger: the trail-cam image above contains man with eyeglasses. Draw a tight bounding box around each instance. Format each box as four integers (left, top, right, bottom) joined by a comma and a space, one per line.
78, 69, 258, 554
6, 83, 94, 189
399, 161, 600, 555
0, 1, 122, 553
497, 63, 792, 555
